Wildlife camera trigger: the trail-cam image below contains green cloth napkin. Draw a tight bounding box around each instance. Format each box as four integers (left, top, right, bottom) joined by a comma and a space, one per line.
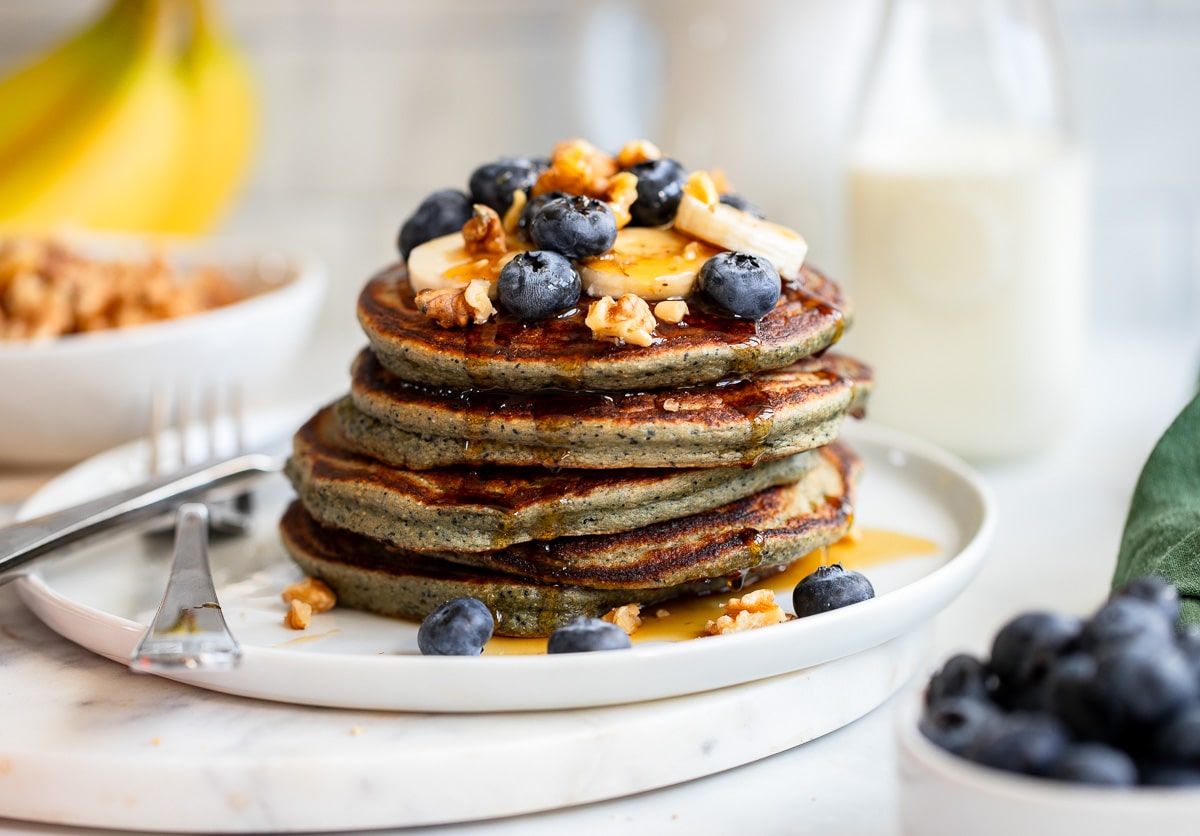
1113, 389, 1200, 625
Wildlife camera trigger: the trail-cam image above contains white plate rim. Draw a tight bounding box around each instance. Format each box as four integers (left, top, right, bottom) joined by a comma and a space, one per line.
13, 421, 996, 713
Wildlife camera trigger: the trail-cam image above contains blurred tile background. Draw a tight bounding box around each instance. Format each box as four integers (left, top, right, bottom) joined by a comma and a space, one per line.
1, 0, 1196, 400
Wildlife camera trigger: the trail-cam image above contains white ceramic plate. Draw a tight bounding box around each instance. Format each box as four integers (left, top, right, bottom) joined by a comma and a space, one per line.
14, 420, 994, 713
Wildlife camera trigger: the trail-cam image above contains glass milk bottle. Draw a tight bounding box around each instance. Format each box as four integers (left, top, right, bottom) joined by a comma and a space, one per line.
845, 0, 1088, 460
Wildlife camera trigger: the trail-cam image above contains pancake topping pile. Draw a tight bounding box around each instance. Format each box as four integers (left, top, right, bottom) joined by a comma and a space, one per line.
280, 139, 878, 644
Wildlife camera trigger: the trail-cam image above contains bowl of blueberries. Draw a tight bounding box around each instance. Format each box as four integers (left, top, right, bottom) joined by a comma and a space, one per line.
898, 575, 1200, 836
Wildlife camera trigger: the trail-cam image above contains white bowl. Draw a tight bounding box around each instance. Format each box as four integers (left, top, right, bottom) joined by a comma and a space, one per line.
895, 691, 1200, 836
0, 248, 325, 465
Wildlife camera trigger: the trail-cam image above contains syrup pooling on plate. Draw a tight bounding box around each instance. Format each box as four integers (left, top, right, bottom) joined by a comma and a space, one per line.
482, 528, 940, 655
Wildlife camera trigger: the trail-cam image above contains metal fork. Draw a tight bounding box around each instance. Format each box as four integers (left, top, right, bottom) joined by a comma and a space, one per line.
130, 385, 245, 672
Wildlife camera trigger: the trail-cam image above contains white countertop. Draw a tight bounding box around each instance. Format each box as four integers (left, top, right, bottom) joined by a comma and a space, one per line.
0, 326, 1195, 836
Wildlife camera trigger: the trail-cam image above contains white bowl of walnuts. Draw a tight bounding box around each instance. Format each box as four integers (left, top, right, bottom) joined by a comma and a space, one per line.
0, 236, 325, 465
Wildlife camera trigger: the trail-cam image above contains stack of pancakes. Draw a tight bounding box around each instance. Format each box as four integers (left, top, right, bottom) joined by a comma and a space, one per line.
280, 263, 873, 637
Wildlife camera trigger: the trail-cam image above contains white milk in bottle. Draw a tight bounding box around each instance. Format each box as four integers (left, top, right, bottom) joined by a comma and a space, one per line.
847, 132, 1088, 459
843, 0, 1088, 460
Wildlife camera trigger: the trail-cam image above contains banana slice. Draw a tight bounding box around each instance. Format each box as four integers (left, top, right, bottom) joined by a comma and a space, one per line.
406, 232, 523, 298
674, 182, 808, 279
578, 227, 721, 301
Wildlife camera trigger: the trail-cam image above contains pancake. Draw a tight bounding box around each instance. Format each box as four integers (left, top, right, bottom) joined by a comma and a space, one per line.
424, 441, 858, 588
286, 404, 821, 552
358, 263, 851, 392
338, 348, 872, 470
278, 442, 858, 637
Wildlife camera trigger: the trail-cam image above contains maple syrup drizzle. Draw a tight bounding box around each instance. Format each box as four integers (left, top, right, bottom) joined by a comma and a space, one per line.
481, 528, 939, 655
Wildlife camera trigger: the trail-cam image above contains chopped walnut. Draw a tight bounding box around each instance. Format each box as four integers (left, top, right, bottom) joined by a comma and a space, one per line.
462, 279, 496, 322
415, 280, 495, 328
284, 598, 313, 630
585, 293, 657, 347
704, 589, 787, 636
683, 171, 720, 207
605, 171, 638, 229
533, 138, 617, 199
655, 608, 670, 618
282, 577, 337, 614
603, 603, 643, 635
616, 139, 663, 169
654, 300, 688, 324
462, 204, 507, 257
0, 237, 246, 340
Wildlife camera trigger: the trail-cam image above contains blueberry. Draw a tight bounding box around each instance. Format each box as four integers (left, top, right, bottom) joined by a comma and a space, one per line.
925, 653, 995, 706
1081, 596, 1174, 652
1140, 763, 1200, 787
697, 252, 781, 320
528, 195, 617, 259
919, 696, 1001, 757
965, 712, 1070, 777
1092, 641, 1198, 731
791, 563, 875, 618
497, 250, 581, 320
398, 189, 473, 261
627, 158, 687, 226
1046, 653, 1114, 741
547, 617, 631, 653
1150, 703, 1200, 763
469, 157, 543, 215
1112, 575, 1181, 626
719, 193, 765, 219
517, 190, 566, 241
1178, 624, 1200, 686
417, 597, 494, 656
989, 612, 1082, 709
1049, 743, 1138, 786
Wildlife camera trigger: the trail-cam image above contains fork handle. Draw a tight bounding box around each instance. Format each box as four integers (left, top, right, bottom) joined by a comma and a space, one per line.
131, 503, 242, 672
0, 453, 281, 575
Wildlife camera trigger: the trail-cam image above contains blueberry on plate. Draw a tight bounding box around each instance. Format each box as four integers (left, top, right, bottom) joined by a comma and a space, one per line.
546, 617, 631, 653
718, 193, 765, 219
627, 157, 687, 226
398, 189, 473, 260
497, 250, 581, 320
417, 597, 494, 656
1150, 703, 1200, 763
791, 563, 875, 618
529, 195, 618, 259
517, 190, 566, 241
697, 251, 781, 320
1092, 640, 1198, 729
469, 157, 543, 215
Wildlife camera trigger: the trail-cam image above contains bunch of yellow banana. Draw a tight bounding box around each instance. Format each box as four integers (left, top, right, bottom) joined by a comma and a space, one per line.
0, 0, 257, 236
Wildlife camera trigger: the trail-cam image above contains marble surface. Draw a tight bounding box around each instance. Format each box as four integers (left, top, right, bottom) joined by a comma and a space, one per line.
0, 581, 925, 833
0, 327, 1196, 835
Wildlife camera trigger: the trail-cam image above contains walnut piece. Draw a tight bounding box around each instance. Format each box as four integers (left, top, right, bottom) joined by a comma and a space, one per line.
616, 139, 663, 169
282, 577, 337, 614
654, 300, 688, 324
603, 603, 643, 635
704, 589, 787, 636
585, 293, 657, 347
284, 599, 313, 630
415, 280, 495, 328
462, 204, 507, 257
533, 138, 617, 199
